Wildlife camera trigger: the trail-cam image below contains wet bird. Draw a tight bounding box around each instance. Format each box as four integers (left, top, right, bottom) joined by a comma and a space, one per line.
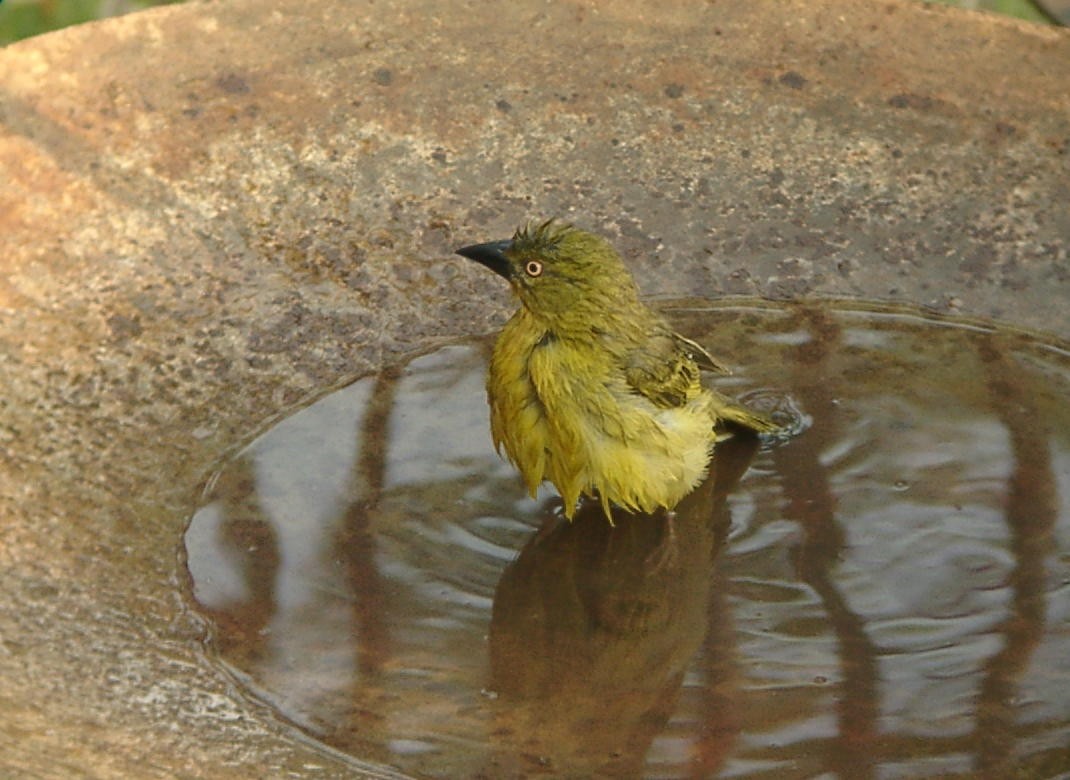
457, 219, 775, 520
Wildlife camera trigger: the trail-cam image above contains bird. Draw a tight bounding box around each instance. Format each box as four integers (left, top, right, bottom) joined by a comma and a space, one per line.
456, 219, 776, 521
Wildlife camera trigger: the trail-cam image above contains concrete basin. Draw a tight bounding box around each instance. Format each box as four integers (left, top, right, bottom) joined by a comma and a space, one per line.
1, 0, 1067, 776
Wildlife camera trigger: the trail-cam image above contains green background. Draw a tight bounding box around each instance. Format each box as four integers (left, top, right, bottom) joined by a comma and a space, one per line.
0, 0, 1058, 46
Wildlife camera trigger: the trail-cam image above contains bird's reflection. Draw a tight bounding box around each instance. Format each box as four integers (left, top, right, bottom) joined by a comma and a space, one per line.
488, 436, 758, 776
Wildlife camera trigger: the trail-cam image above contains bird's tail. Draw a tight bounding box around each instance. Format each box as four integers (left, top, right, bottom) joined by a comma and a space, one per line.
710, 390, 780, 437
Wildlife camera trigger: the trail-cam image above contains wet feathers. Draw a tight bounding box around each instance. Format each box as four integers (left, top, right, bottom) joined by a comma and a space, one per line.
457, 220, 774, 519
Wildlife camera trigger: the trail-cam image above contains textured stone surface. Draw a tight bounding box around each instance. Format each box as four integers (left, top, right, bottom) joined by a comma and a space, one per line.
0, 0, 1066, 776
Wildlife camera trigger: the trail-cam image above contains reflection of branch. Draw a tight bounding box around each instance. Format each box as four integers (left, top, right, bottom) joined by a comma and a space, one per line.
974, 339, 1054, 779
204, 453, 280, 661
687, 434, 763, 777
338, 368, 400, 680
774, 306, 878, 779
691, 561, 741, 777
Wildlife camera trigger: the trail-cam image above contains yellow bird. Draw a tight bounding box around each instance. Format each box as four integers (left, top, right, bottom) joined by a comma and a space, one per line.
457, 219, 775, 520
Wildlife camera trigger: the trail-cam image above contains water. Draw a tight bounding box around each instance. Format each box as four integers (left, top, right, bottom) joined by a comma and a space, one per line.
183, 301, 1070, 779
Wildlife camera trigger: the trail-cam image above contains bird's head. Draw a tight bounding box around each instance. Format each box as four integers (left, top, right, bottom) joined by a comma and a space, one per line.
456, 219, 642, 333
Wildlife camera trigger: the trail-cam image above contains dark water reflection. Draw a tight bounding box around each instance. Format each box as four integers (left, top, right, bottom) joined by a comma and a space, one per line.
184, 301, 1070, 778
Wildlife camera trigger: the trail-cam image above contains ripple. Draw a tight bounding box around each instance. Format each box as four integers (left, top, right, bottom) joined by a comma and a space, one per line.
184, 300, 1070, 778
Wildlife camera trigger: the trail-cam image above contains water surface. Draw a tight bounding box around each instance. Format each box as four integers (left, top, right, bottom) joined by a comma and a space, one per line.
184, 300, 1070, 778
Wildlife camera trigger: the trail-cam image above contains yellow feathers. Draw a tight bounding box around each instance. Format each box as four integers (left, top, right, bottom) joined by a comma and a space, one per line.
457, 220, 774, 520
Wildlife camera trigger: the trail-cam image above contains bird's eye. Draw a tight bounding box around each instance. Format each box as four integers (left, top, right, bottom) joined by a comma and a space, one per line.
524, 260, 543, 277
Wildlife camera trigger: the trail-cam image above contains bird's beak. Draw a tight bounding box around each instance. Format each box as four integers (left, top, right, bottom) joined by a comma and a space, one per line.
456, 239, 514, 280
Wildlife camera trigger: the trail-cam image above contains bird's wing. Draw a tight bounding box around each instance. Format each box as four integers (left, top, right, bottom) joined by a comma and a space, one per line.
672, 332, 732, 376
624, 330, 779, 432
623, 332, 706, 409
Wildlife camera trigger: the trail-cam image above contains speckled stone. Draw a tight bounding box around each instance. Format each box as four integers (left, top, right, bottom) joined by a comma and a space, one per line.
0, 0, 1066, 776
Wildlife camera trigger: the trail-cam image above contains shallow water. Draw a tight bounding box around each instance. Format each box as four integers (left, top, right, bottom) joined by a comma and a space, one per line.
184, 301, 1070, 778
